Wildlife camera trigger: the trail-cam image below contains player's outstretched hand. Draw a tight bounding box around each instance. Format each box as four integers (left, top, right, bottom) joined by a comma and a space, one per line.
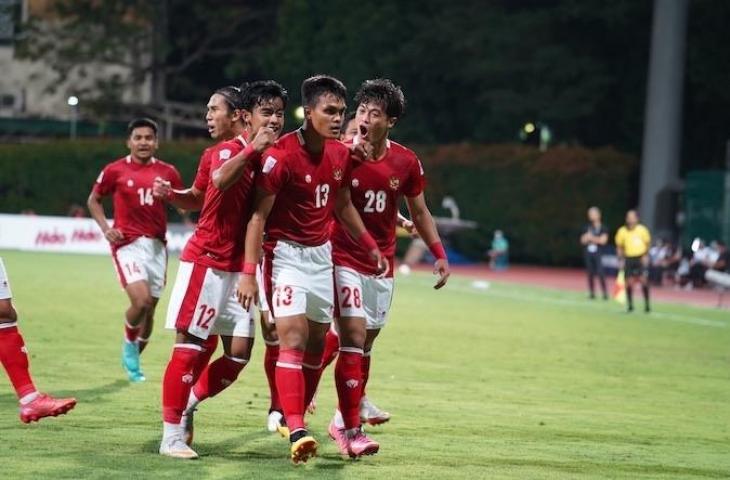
236, 274, 258, 311
402, 219, 417, 237
104, 228, 124, 244
152, 177, 172, 200
433, 258, 450, 289
252, 127, 276, 153
349, 141, 373, 162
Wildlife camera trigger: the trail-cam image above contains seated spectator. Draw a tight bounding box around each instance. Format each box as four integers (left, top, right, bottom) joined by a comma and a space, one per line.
686, 239, 720, 288
487, 230, 509, 270
710, 241, 729, 273
648, 239, 671, 285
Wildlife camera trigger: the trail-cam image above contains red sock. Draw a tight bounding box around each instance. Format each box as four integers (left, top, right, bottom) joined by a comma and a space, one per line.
0, 325, 36, 399
264, 344, 280, 411
303, 350, 325, 408
361, 352, 371, 398
321, 329, 340, 371
162, 345, 201, 424
275, 349, 305, 432
335, 348, 363, 430
192, 355, 246, 402
124, 321, 140, 343
192, 335, 219, 383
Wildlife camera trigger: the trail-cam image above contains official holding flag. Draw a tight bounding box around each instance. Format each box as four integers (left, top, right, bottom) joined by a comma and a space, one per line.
614, 210, 651, 313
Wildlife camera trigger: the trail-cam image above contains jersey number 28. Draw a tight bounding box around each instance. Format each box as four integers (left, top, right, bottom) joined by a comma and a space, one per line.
363, 190, 387, 213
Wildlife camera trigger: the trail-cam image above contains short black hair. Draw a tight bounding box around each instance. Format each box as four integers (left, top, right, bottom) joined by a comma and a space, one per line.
301, 75, 347, 107
354, 78, 406, 118
127, 118, 158, 137
214, 85, 245, 112
240, 80, 289, 111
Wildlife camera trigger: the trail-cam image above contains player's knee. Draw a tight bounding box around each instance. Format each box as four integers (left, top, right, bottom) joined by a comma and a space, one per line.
0, 300, 17, 323
131, 295, 155, 313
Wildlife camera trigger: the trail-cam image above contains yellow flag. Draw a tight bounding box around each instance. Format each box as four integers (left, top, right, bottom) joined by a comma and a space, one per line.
613, 270, 626, 305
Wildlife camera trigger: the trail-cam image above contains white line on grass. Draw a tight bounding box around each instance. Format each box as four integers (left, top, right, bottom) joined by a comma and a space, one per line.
403, 275, 727, 329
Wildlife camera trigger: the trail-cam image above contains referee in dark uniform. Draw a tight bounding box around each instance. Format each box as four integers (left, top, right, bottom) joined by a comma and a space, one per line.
580, 207, 609, 299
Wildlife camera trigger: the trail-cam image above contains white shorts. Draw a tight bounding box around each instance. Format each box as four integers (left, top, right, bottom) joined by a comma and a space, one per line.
334, 266, 394, 329
165, 261, 255, 339
256, 263, 270, 313
112, 237, 167, 297
263, 240, 334, 323
0, 258, 12, 300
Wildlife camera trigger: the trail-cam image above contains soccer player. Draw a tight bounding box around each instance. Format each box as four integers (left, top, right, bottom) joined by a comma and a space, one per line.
237, 74, 386, 464
88, 118, 183, 383
157, 83, 284, 459
326, 78, 450, 457
615, 209, 651, 313
0, 257, 76, 423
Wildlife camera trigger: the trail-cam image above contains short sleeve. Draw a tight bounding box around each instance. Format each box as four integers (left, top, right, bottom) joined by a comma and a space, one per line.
642, 227, 651, 245
257, 152, 288, 194
615, 228, 624, 248
193, 151, 211, 191
93, 164, 117, 196
403, 156, 425, 198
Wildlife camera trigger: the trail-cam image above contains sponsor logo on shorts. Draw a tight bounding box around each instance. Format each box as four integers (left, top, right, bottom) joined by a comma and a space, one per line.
333, 167, 343, 181
345, 379, 359, 389
305, 174, 312, 184
127, 179, 134, 187
182, 373, 194, 384
352, 178, 359, 188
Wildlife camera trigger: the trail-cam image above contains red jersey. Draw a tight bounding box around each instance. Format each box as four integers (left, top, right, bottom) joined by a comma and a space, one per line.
257, 129, 352, 247
181, 136, 260, 272
93, 155, 183, 249
331, 139, 425, 276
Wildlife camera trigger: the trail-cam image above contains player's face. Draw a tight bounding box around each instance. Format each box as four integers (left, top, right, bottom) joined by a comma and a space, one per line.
246, 97, 286, 140
340, 118, 359, 142
626, 211, 638, 227
206, 93, 241, 140
126, 127, 157, 162
355, 101, 396, 146
305, 93, 346, 139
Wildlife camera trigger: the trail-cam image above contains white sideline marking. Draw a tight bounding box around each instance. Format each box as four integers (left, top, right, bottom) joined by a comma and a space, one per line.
405, 276, 727, 329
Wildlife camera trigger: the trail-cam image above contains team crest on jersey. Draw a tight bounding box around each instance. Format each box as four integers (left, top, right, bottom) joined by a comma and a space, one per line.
352, 178, 359, 188
127, 179, 134, 187
389, 176, 400, 190
305, 174, 312, 183
219, 149, 232, 161
333, 167, 343, 181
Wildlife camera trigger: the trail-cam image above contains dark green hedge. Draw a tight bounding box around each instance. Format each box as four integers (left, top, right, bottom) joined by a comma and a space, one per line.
0, 140, 636, 265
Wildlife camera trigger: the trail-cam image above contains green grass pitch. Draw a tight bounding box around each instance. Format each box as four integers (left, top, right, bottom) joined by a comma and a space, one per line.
1, 250, 729, 479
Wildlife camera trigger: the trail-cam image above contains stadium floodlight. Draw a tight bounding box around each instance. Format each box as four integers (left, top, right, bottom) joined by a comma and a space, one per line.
523, 122, 536, 134
294, 106, 305, 120
67, 96, 79, 139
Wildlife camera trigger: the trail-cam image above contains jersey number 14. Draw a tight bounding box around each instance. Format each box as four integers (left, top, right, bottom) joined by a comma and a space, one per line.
137, 188, 154, 206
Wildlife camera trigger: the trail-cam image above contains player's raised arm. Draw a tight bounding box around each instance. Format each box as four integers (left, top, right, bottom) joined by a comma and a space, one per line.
405, 193, 450, 289
211, 128, 273, 191
237, 187, 276, 309
153, 179, 205, 211
334, 186, 387, 275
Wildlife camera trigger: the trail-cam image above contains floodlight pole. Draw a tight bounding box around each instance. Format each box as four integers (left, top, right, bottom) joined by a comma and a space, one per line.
638, 0, 688, 239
